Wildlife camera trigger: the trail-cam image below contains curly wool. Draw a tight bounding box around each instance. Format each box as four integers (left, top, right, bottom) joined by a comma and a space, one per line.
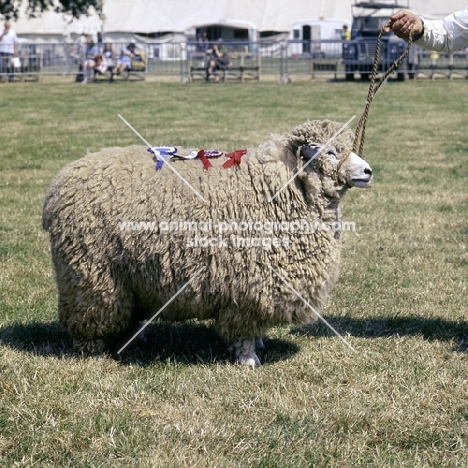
42, 120, 354, 354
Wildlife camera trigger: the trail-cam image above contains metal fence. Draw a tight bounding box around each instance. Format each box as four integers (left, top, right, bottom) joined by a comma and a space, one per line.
1, 40, 467, 83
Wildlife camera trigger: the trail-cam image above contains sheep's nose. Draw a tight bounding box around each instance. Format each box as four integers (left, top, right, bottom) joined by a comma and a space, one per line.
364, 168, 372, 175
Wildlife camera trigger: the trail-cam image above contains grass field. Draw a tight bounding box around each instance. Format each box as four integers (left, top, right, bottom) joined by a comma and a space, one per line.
0, 77, 467, 467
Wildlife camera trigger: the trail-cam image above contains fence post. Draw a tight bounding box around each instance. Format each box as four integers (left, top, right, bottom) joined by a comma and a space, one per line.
147, 42, 151, 78
257, 48, 261, 81
180, 42, 189, 83
280, 41, 290, 84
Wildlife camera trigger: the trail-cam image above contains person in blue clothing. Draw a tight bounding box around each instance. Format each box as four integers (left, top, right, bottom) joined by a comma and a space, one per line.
82, 37, 99, 84
112, 42, 139, 75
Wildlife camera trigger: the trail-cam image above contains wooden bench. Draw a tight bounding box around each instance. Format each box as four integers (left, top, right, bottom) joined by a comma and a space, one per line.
93, 67, 146, 82
414, 52, 468, 80
418, 63, 468, 81
189, 65, 260, 82
93, 54, 147, 82
310, 59, 340, 81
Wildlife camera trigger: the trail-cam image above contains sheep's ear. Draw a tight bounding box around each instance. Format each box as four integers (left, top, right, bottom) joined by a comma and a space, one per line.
300, 145, 321, 174
301, 145, 321, 161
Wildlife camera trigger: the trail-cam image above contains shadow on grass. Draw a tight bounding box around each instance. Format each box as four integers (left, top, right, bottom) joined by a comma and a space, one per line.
2, 315, 466, 364
0, 320, 300, 366
291, 315, 468, 353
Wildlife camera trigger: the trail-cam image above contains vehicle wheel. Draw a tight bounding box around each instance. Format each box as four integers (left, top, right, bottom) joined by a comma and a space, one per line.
344, 64, 355, 81
396, 71, 406, 81
407, 64, 417, 80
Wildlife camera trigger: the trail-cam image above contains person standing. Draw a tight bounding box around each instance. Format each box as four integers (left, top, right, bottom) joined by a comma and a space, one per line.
0, 20, 19, 82
386, 7, 468, 53
342, 24, 351, 41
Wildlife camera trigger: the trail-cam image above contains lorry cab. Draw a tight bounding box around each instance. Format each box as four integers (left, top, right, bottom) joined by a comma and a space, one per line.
342, 1, 412, 81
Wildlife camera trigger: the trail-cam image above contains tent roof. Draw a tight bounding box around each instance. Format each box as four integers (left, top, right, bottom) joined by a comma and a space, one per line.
101, 0, 354, 33
10, 0, 468, 36
11, 4, 101, 36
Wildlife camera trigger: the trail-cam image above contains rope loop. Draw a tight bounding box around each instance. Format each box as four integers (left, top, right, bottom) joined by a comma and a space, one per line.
351, 21, 413, 158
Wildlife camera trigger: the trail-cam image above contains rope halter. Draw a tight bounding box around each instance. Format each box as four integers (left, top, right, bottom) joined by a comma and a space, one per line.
337, 21, 413, 172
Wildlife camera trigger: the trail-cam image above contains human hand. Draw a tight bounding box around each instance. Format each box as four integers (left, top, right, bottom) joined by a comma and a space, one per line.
385, 10, 423, 39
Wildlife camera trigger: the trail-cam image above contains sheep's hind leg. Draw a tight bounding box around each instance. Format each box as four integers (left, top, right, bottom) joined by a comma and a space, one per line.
57, 279, 135, 355
233, 337, 261, 367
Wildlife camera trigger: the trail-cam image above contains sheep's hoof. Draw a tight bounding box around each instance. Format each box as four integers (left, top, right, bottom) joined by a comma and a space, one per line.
237, 352, 261, 367
233, 338, 261, 367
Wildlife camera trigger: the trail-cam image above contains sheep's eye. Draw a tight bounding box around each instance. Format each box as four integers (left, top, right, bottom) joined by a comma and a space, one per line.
327, 151, 338, 163
301, 145, 338, 166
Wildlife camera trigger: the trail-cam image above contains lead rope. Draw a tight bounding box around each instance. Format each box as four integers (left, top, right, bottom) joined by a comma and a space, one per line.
338, 22, 413, 170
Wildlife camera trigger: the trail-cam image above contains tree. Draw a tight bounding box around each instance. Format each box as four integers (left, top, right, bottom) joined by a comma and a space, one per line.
0, 0, 102, 20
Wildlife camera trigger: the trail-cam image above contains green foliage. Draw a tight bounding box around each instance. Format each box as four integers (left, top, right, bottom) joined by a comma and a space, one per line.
0, 0, 102, 20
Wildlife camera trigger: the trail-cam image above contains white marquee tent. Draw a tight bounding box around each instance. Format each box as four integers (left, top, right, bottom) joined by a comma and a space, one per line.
10, 0, 468, 41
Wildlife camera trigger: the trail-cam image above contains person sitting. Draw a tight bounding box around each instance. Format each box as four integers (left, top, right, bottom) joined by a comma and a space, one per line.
82, 37, 99, 84
205, 39, 230, 82
112, 43, 139, 78
95, 43, 114, 74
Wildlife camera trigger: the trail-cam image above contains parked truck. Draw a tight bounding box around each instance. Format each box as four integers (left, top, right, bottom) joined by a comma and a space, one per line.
342, 1, 414, 81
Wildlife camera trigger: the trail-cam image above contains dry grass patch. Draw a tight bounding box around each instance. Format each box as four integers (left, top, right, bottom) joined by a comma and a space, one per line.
0, 80, 467, 467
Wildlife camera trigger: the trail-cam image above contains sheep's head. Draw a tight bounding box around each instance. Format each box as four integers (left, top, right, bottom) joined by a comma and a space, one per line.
288, 120, 372, 200
301, 146, 373, 189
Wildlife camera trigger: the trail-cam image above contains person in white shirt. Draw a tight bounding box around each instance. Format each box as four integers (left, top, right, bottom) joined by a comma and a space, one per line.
0, 20, 19, 81
386, 7, 468, 53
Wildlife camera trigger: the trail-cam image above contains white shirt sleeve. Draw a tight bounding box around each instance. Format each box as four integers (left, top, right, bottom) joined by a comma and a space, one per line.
416, 7, 468, 53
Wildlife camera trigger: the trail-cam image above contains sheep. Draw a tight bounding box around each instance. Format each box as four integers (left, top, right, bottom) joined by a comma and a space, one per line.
42, 119, 372, 366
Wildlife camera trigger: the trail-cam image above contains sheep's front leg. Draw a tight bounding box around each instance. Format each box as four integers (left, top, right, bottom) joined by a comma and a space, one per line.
233, 337, 261, 367
255, 336, 265, 350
